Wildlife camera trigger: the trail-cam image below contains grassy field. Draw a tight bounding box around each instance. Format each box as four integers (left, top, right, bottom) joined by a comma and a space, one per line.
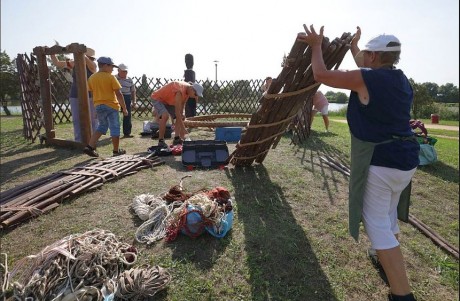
0, 116, 458, 301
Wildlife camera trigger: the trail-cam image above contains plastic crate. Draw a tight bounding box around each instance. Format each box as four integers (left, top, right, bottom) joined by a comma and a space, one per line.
182, 140, 229, 168
215, 127, 242, 142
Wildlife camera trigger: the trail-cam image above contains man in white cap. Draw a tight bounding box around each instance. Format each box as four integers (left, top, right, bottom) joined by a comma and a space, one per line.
150, 81, 203, 148
115, 63, 136, 138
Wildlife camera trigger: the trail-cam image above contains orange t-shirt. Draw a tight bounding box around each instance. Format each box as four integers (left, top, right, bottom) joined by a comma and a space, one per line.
151, 81, 191, 106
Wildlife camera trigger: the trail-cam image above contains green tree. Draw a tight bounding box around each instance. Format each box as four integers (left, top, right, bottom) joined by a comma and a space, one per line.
422, 82, 439, 100
437, 83, 459, 103
0, 50, 21, 115
324, 91, 348, 103
410, 78, 435, 119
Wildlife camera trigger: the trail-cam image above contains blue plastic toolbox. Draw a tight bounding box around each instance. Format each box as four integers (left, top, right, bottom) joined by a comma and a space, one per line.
215, 127, 242, 142
182, 140, 229, 168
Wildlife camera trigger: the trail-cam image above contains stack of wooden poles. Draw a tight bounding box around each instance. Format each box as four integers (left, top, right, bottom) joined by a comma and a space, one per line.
228, 32, 353, 166
0, 154, 164, 230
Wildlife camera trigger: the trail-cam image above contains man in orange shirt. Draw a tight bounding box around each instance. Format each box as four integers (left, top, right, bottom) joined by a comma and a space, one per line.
151, 81, 203, 148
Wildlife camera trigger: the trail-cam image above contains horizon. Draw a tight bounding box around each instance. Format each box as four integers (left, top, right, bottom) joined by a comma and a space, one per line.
2, 0, 459, 95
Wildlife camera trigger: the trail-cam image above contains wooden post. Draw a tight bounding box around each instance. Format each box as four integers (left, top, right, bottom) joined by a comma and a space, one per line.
33, 46, 55, 140
67, 43, 91, 145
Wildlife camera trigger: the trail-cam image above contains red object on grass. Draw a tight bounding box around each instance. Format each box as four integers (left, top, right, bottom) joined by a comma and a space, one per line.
171, 144, 183, 155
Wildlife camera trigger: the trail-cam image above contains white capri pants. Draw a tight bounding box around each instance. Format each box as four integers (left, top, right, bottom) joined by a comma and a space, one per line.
362, 165, 417, 250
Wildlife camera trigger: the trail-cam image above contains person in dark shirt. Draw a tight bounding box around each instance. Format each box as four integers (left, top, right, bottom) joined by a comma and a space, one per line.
298, 25, 419, 301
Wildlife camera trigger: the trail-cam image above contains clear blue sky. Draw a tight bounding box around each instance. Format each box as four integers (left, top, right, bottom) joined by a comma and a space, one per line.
2, 0, 459, 94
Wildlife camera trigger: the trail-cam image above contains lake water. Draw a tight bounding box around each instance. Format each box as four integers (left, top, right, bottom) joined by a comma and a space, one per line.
328, 103, 347, 112
1, 103, 348, 115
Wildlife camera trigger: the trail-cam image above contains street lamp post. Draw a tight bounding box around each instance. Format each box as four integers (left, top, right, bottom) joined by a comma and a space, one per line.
213, 60, 219, 82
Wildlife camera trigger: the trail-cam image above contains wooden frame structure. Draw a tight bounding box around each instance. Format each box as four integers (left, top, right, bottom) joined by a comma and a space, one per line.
228, 32, 353, 166
33, 43, 91, 148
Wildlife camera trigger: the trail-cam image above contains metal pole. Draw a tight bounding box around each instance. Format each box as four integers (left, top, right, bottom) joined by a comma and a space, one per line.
213, 60, 219, 82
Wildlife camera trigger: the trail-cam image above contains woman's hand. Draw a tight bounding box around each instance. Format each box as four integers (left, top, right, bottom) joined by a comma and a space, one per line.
296, 24, 324, 48
351, 26, 361, 47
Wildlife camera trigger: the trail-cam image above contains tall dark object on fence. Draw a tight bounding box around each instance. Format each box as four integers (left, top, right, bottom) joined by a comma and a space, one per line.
184, 53, 197, 118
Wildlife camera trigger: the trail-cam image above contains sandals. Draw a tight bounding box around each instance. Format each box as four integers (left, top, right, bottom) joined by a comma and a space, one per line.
84, 145, 127, 157
84, 145, 99, 157
113, 149, 126, 157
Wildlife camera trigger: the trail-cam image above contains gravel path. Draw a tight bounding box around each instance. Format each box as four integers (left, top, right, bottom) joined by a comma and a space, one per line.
330, 119, 459, 131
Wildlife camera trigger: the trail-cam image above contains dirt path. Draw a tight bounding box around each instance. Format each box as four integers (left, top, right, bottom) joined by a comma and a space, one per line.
330, 119, 459, 140
330, 119, 459, 131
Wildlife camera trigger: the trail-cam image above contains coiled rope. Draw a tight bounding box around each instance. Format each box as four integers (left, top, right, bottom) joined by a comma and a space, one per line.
115, 265, 171, 300
7, 229, 170, 300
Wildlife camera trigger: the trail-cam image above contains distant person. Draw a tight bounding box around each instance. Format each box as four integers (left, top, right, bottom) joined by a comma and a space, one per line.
184, 53, 197, 118
150, 81, 203, 148
298, 25, 419, 301
84, 57, 128, 157
115, 63, 136, 138
310, 91, 330, 132
50, 47, 98, 142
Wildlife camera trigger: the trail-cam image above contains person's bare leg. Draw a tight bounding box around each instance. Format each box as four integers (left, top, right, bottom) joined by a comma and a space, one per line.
322, 114, 329, 131
175, 120, 187, 140
112, 136, 120, 152
158, 112, 169, 140
88, 131, 103, 149
310, 111, 316, 128
376, 246, 411, 296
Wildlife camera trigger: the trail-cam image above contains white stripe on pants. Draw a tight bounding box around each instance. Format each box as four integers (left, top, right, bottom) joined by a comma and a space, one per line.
362, 165, 417, 250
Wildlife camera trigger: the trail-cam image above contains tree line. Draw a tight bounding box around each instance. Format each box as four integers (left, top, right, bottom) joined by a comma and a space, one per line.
1, 50, 459, 119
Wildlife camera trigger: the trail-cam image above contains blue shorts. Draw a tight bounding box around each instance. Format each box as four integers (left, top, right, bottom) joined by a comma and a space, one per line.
95, 105, 120, 136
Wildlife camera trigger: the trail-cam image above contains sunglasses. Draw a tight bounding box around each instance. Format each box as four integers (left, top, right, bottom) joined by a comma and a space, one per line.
87, 56, 96, 61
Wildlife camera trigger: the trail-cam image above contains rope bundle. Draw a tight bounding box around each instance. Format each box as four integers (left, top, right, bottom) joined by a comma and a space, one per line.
7, 229, 170, 300
132, 194, 165, 221
115, 265, 171, 300
134, 200, 184, 244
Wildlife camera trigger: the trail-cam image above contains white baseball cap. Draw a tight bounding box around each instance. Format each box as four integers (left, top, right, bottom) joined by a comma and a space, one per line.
192, 83, 204, 97
354, 34, 401, 65
118, 63, 128, 71
361, 34, 401, 52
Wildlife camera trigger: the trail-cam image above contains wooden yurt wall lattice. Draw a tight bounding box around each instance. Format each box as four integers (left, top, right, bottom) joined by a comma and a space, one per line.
32, 43, 93, 148
16, 53, 43, 143
228, 32, 354, 166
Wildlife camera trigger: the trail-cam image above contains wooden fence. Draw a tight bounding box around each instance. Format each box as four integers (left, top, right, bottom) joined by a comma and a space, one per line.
17, 53, 267, 129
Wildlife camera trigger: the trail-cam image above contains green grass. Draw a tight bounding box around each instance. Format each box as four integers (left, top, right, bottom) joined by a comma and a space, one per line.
0, 116, 458, 301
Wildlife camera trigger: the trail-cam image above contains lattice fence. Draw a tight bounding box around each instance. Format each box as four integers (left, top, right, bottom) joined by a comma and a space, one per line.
131, 77, 265, 118
17, 53, 272, 142
16, 53, 42, 143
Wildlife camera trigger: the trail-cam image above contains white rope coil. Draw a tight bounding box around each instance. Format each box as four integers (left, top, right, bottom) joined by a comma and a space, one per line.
131, 194, 164, 221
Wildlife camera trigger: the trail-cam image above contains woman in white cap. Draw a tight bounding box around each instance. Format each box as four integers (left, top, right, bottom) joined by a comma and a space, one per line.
50, 47, 98, 142
298, 26, 419, 301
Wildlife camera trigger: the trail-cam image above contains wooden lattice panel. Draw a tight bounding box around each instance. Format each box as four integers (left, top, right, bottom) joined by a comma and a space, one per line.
16, 53, 43, 143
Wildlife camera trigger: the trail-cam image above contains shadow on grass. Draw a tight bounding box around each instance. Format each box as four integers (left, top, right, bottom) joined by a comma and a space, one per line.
0, 129, 113, 186
167, 231, 232, 271
226, 165, 338, 301
417, 161, 459, 183
294, 131, 350, 206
